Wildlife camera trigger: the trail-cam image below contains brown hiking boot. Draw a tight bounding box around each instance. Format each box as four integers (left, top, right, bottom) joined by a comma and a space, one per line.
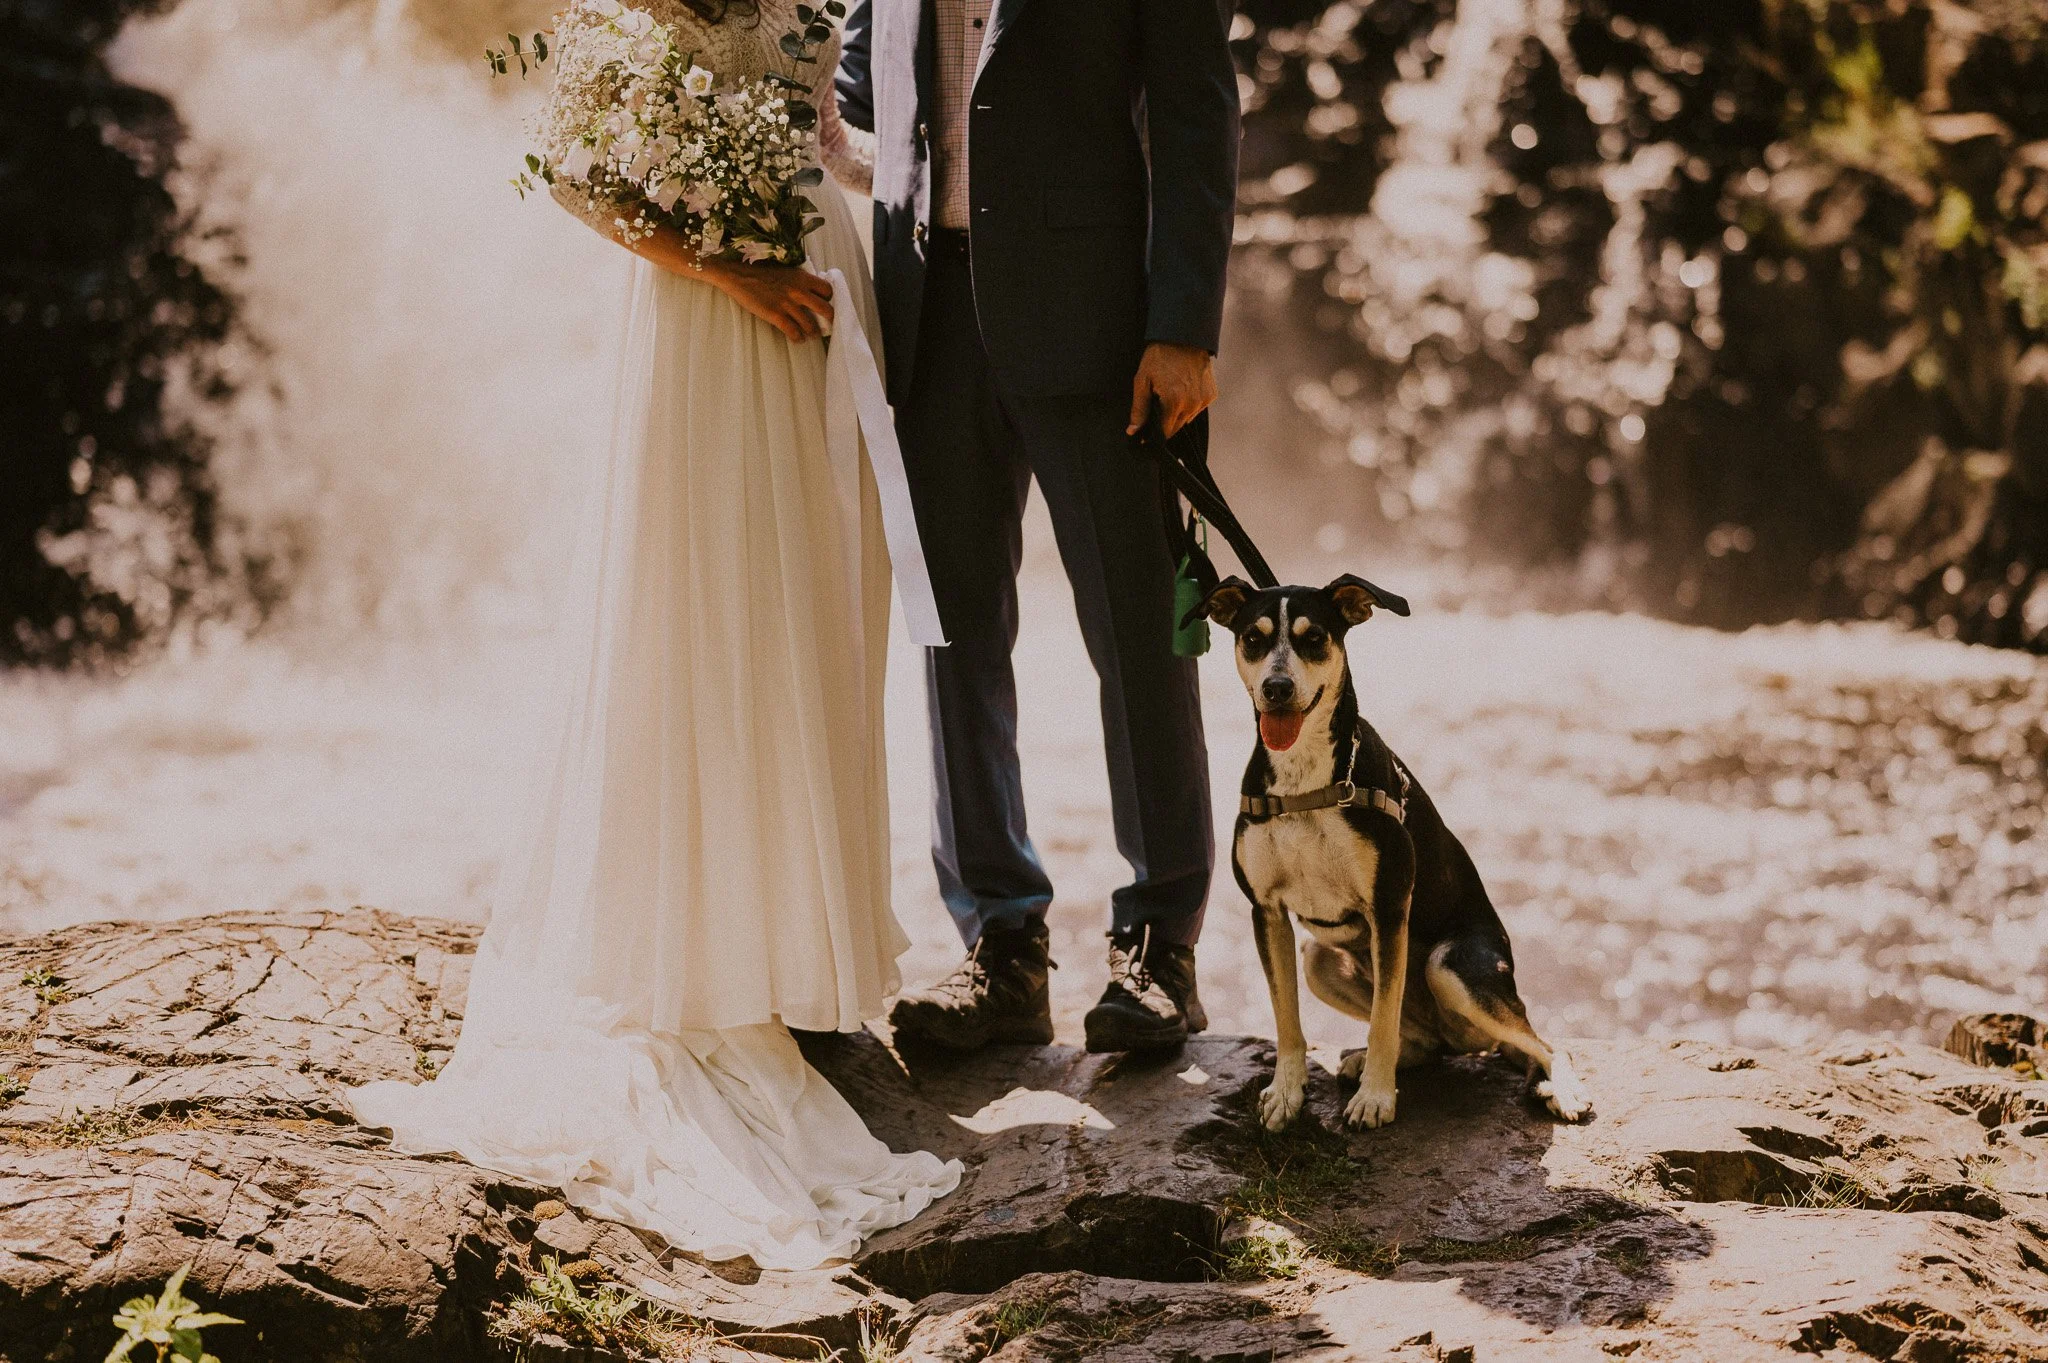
888, 920, 1055, 1051
1083, 924, 1206, 1053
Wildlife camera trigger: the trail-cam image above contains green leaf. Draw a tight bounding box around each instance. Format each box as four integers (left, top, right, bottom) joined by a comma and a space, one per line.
1933, 185, 1976, 252
525, 153, 541, 174
779, 32, 807, 58
508, 32, 523, 52
796, 3, 816, 20
794, 166, 823, 186
533, 32, 548, 60
787, 104, 818, 129
825, 0, 845, 16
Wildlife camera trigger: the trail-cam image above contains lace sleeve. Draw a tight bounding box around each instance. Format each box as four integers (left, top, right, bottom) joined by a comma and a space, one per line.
817, 70, 875, 197
551, 179, 637, 241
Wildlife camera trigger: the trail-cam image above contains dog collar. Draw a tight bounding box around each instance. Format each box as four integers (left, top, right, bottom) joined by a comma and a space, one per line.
1241, 725, 1412, 821
1241, 781, 1406, 821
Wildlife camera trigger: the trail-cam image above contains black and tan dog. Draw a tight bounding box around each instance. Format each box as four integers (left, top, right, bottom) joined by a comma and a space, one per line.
1200, 575, 1591, 1131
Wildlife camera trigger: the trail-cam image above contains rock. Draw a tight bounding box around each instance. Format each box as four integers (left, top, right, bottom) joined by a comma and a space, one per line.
1949, 1013, 2048, 1078
797, 1027, 1270, 1299
5, 910, 2048, 1362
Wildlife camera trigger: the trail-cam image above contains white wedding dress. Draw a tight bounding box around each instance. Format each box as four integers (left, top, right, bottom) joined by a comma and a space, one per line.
347, 4, 959, 1270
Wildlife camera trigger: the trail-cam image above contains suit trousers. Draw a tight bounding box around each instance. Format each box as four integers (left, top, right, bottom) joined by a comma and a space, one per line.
895, 238, 1214, 948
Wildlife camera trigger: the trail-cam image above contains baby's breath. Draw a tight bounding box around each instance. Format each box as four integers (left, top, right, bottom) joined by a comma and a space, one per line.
506, 0, 835, 264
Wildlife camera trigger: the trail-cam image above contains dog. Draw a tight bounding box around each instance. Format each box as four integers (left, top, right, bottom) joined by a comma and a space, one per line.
1198, 574, 1592, 1132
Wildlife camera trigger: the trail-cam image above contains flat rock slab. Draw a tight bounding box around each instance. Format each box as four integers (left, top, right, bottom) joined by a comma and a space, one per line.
4, 910, 2048, 1362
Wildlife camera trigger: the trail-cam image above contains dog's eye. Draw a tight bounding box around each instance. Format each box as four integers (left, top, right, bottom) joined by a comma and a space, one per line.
1299, 626, 1326, 646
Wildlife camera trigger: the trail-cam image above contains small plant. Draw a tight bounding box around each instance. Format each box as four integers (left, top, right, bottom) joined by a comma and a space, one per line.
855, 1300, 900, 1363
1308, 1225, 1401, 1276
1220, 1226, 1304, 1282
487, 1255, 713, 1360
1599, 1238, 1654, 1275
22, 966, 71, 1007
1785, 1167, 1885, 1211
414, 1048, 443, 1079
1221, 1114, 1358, 1225
1967, 1155, 2003, 1193
1408, 1233, 1540, 1265
105, 1263, 241, 1363
985, 1295, 1056, 1349
53, 1108, 153, 1146
0, 1073, 25, 1105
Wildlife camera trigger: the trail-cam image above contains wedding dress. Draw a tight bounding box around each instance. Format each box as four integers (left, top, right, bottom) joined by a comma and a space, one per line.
346, 3, 959, 1270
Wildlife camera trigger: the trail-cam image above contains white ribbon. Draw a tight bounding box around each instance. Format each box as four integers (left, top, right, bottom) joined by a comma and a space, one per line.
821, 267, 948, 648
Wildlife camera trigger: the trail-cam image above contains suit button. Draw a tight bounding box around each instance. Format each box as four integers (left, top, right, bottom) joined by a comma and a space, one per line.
917, 121, 930, 142
913, 222, 928, 243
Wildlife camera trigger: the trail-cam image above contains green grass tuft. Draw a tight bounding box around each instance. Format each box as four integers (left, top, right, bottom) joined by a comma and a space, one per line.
985, 1295, 1057, 1349
487, 1254, 715, 1361
1220, 1227, 1304, 1282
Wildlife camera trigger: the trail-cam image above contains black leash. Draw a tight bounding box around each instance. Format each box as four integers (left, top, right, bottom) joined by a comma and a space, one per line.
1129, 408, 1278, 601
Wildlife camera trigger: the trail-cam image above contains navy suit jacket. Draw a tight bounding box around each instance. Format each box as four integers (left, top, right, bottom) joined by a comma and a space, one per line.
837, 0, 1239, 400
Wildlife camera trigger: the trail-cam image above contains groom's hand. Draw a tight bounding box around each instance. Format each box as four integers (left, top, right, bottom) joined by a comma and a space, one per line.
1127, 342, 1218, 438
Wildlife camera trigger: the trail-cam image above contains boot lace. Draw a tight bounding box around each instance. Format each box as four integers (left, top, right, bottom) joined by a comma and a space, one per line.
1107, 923, 1157, 996
929, 936, 992, 1004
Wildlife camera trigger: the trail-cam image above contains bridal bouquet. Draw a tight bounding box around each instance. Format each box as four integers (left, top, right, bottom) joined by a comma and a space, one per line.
489, 0, 846, 264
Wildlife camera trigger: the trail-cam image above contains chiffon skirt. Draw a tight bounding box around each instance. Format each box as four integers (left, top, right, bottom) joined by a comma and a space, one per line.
347, 179, 961, 1269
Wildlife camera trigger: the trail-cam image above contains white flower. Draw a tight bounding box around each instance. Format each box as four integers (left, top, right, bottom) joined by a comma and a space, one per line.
583, 0, 622, 14
559, 143, 596, 181
684, 182, 721, 215
738, 239, 776, 263
650, 178, 685, 212
699, 223, 724, 255
684, 65, 715, 97
613, 7, 654, 36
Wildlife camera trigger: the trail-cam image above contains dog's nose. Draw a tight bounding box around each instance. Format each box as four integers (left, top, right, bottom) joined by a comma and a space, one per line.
1261, 675, 1295, 706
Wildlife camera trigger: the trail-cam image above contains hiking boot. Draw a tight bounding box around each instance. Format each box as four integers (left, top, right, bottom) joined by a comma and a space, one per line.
1083, 924, 1207, 1053
888, 919, 1055, 1051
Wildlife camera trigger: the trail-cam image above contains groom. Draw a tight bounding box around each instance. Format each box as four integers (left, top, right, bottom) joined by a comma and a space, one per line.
838, 0, 1241, 1052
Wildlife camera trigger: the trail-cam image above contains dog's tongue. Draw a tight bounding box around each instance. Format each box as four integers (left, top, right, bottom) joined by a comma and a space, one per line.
1259, 709, 1306, 751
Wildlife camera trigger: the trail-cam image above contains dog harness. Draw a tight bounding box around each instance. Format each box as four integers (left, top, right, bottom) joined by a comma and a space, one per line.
1239, 731, 1412, 822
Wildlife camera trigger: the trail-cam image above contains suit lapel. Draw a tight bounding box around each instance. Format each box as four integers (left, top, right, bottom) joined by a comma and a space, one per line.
975, 0, 1030, 83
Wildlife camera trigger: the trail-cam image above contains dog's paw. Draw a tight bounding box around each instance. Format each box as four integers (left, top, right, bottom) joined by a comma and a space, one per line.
1338, 1049, 1369, 1081
1258, 1065, 1307, 1130
1536, 1055, 1594, 1123
1343, 1078, 1397, 1129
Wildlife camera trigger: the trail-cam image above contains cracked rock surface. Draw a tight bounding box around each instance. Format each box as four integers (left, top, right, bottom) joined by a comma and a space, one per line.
4, 910, 2048, 1361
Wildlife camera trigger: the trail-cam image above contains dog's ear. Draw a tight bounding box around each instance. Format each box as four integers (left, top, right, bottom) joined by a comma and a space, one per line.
1325, 574, 1412, 626
1197, 576, 1256, 630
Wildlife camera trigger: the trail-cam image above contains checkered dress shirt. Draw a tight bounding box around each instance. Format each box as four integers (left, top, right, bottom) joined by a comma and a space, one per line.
932, 0, 994, 230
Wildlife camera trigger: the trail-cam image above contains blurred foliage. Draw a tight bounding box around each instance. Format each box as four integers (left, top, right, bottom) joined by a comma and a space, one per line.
0, 0, 266, 666
1235, 0, 2048, 645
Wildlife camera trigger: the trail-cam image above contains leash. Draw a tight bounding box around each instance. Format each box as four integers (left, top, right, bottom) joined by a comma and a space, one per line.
1129, 407, 1279, 599
1239, 724, 1413, 821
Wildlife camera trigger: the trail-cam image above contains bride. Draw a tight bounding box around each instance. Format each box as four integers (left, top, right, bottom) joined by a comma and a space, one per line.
347, 0, 961, 1269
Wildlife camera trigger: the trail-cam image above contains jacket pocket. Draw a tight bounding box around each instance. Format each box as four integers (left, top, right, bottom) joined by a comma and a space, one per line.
1042, 184, 1146, 229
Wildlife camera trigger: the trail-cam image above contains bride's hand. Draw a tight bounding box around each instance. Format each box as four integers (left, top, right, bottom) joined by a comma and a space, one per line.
702, 261, 835, 343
